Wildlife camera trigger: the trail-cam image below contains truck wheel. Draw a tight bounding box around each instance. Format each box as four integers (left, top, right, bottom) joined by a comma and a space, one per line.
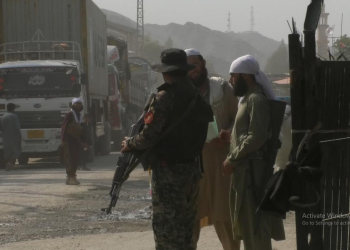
18, 154, 29, 165
0, 150, 5, 169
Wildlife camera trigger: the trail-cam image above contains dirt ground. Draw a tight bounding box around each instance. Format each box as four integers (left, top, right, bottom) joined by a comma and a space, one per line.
0, 153, 296, 249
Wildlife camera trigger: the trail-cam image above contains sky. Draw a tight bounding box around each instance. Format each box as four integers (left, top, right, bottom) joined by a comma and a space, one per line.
94, 0, 350, 42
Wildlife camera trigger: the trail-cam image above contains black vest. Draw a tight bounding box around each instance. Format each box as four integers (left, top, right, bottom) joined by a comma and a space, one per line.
155, 78, 213, 163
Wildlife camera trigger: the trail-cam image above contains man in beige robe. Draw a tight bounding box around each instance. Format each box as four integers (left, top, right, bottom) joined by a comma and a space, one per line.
223, 55, 285, 250
186, 49, 240, 250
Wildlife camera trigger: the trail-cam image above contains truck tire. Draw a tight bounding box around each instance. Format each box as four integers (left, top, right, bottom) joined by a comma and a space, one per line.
18, 154, 29, 165
0, 150, 5, 169
100, 122, 111, 156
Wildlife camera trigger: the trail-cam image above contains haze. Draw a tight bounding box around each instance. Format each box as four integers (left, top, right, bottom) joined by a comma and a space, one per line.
94, 0, 349, 42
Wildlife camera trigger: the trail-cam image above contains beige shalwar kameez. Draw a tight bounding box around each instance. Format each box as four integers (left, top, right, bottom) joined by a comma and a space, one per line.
193, 77, 240, 250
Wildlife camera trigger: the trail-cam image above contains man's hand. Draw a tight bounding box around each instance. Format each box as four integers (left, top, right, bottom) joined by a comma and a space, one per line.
220, 130, 231, 143
121, 137, 131, 153
223, 158, 234, 176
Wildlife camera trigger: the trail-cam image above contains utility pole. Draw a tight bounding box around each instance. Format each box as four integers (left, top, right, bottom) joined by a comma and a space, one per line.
136, 0, 144, 56
341, 13, 343, 38
227, 12, 231, 33
250, 6, 255, 32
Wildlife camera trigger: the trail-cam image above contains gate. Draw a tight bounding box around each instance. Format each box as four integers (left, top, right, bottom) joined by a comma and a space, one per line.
288, 1, 350, 249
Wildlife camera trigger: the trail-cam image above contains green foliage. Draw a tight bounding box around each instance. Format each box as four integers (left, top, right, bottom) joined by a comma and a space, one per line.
142, 35, 163, 64
264, 40, 289, 74
333, 35, 350, 60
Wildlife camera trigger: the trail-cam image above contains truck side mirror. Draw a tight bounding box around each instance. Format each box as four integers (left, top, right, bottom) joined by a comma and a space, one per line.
81, 74, 88, 85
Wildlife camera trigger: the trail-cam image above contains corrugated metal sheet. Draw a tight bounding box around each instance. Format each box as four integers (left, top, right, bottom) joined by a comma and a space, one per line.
1, 0, 81, 44
0, 0, 107, 97
85, 0, 107, 97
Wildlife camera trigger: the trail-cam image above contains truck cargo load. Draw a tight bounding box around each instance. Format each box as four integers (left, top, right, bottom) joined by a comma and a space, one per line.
0, 0, 113, 167
0, 0, 108, 97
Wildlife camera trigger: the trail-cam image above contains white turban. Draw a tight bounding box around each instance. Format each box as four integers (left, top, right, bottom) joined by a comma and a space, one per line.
230, 55, 276, 100
71, 97, 83, 123
72, 97, 83, 105
185, 48, 202, 57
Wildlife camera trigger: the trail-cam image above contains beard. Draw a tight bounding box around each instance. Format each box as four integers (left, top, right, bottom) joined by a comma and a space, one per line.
233, 74, 248, 97
190, 66, 208, 88
73, 106, 83, 113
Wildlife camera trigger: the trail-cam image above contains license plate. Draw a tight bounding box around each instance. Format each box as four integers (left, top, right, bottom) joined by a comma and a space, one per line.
27, 130, 45, 139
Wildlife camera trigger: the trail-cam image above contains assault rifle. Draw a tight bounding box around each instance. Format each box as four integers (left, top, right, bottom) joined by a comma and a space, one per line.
262, 100, 287, 179
102, 92, 199, 214
250, 100, 287, 234
102, 93, 156, 214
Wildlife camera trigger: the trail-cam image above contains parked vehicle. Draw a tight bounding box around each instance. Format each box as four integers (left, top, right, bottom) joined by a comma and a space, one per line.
107, 36, 160, 146
0, 0, 115, 167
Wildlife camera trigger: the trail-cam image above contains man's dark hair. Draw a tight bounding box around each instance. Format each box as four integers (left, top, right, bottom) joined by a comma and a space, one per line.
164, 69, 188, 77
248, 74, 256, 81
7, 103, 15, 112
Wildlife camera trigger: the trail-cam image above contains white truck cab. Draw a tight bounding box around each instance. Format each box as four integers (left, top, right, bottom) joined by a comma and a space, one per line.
0, 60, 86, 165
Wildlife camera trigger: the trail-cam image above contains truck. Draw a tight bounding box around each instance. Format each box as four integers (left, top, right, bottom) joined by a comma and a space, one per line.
106, 44, 124, 148
106, 35, 160, 146
0, 0, 116, 167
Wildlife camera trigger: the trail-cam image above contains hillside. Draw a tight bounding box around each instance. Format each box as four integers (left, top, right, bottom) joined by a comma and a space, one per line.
99, 8, 281, 78
145, 22, 280, 78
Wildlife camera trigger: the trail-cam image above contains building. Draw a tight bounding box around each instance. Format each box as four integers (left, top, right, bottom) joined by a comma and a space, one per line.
266, 74, 290, 97
317, 5, 330, 60
272, 77, 290, 97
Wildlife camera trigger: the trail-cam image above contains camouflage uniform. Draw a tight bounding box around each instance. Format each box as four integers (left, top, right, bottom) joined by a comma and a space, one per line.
151, 161, 201, 250
128, 76, 211, 250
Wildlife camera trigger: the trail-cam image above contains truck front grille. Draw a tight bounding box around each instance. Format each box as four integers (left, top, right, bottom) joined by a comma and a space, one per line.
16, 111, 63, 129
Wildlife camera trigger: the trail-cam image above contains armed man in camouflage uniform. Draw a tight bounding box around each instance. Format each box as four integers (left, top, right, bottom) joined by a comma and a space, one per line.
121, 49, 213, 250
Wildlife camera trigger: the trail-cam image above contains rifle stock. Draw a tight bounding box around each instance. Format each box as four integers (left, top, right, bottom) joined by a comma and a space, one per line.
102, 93, 156, 214
265, 100, 288, 173
252, 100, 287, 234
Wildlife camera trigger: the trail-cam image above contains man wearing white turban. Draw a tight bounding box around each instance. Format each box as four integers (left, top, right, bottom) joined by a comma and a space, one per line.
185, 49, 240, 250
61, 97, 86, 185
229, 55, 276, 102
222, 55, 285, 250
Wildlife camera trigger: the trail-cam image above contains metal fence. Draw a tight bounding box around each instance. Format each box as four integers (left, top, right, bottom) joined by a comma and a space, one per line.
319, 137, 350, 250
290, 39, 350, 249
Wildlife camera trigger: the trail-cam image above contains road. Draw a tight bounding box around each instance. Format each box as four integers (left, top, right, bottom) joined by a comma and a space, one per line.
0, 153, 296, 249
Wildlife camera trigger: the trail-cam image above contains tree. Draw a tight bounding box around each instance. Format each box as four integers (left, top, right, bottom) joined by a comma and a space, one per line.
164, 37, 174, 49
142, 35, 163, 64
264, 40, 289, 74
333, 35, 350, 60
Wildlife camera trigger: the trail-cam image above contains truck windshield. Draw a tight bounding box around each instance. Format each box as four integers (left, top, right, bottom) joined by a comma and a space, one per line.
0, 67, 79, 98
